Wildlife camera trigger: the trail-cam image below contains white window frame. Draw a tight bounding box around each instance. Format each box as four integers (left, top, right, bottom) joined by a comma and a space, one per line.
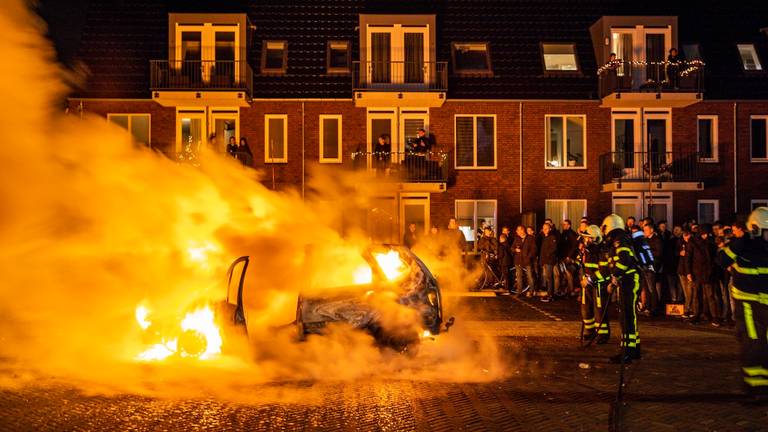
107, 113, 151, 147
174, 23, 241, 82
545, 114, 587, 169
454, 199, 497, 250
264, 114, 288, 163
454, 114, 497, 170
366, 24, 431, 85
319, 114, 342, 163
545, 199, 587, 223
751, 199, 768, 211
541, 43, 579, 72
451, 42, 492, 75
697, 115, 719, 162
697, 199, 719, 224
737, 44, 763, 71
175, 109, 206, 153
750, 115, 768, 162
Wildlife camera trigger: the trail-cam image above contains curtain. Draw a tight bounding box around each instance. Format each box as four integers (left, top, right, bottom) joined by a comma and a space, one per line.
404, 33, 424, 83
371, 33, 390, 83
646, 34, 665, 82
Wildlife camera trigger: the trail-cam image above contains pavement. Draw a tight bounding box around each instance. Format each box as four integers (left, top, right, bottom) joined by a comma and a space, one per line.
1, 294, 767, 432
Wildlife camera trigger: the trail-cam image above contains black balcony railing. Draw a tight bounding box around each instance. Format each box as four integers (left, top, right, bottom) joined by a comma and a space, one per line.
150, 60, 253, 95
351, 151, 448, 182
353, 61, 448, 92
599, 151, 706, 185
598, 60, 704, 97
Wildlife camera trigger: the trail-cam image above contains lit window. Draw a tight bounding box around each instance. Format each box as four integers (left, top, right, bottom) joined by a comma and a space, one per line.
452, 42, 492, 75
107, 114, 151, 146
738, 44, 762, 71
542, 43, 579, 72
455, 115, 496, 169
751, 116, 768, 161
697, 200, 719, 224
545, 200, 587, 224
455, 200, 497, 250
546, 115, 585, 168
697, 115, 718, 162
327, 41, 350, 73
262, 41, 287, 74
265, 114, 288, 163
319, 115, 342, 163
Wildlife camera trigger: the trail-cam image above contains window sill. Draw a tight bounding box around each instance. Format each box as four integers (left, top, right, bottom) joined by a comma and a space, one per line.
265, 160, 288, 164
319, 159, 343, 164
455, 166, 497, 170
261, 69, 287, 76
326, 69, 351, 76
750, 158, 768, 163
544, 166, 587, 170
698, 159, 719, 163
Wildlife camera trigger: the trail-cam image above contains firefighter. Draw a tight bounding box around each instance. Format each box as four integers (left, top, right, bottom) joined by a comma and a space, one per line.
719, 207, 768, 399
601, 214, 642, 364
579, 224, 610, 344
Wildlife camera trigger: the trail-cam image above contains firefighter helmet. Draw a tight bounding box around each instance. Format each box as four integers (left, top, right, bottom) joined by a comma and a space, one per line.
580, 224, 603, 244
601, 214, 625, 236
747, 206, 768, 235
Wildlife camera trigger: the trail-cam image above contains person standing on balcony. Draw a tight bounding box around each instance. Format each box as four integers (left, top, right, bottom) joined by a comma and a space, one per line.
373, 134, 391, 176
666, 48, 681, 89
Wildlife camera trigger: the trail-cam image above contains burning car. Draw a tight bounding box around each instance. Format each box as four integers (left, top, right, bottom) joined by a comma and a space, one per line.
221, 245, 448, 350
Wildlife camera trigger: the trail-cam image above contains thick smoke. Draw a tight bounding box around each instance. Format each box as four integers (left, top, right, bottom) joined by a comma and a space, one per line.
0, 0, 505, 401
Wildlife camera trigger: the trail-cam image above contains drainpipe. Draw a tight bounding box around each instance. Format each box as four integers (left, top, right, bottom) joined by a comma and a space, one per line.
519, 102, 523, 213
733, 102, 738, 215
302, 101, 305, 201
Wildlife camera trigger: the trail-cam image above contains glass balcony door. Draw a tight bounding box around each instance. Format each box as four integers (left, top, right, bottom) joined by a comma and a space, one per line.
367, 25, 429, 86
174, 24, 240, 84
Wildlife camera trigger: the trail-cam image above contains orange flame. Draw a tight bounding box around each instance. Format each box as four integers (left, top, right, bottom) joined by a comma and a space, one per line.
373, 250, 408, 281
135, 304, 222, 361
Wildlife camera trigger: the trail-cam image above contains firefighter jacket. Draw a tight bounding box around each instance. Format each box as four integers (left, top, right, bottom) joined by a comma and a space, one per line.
719, 236, 768, 297
580, 242, 607, 286
606, 230, 640, 279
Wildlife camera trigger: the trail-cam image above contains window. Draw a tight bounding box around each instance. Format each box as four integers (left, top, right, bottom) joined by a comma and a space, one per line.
319, 115, 342, 163
326, 41, 350, 73
738, 44, 762, 71
108, 114, 150, 146
697, 115, 718, 162
264, 114, 288, 163
452, 42, 492, 75
751, 116, 768, 161
752, 200, 768, 211
261, 41, 287, 74
366, 23, 430, 84
683, 43, 702, 60
545, 200, 587, 224
455, 115, 496, 169
697, 200, 719, 224
541, 43, 579, 72
455, 200, 497, 250
546, 115, 586, 168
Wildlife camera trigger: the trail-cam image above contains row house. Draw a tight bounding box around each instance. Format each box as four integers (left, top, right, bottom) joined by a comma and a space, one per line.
67, 0, 768, 248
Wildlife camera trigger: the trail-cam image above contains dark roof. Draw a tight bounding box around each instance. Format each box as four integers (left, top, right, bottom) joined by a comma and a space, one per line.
69, 0, 768, 99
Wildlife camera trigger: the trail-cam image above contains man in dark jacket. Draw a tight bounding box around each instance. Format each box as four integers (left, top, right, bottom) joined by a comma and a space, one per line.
690, 226, 722, 326
643, 223, 664, 315
557, 219, 579, 296
403, 223, 419, 249
539, 222, 559, 302
513, 225, 537, 297
677, 230, 695, 318
498, 234, 513, 292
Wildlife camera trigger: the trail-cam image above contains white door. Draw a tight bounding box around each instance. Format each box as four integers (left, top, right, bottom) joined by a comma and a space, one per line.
645, 193, 673, 224
367, 110, 396, 166
176, 109, 207, 154
209, 109, 239, 153
612, 193, 642, 223
399, 110, 429, 156
400, 193, 430, 240
367, 25, 429, 85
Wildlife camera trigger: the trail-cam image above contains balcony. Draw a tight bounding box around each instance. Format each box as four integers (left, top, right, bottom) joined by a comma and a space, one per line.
599, 151, 712, 192
351, 151, 448, 187
598, 61, 704, 108
352, 61, 448, 107
150, 57, 253, 107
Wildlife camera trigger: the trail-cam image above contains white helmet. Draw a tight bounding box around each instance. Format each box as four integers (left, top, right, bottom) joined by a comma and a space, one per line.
601, 214, 625, 236
747, 206, 768, 238
580, 224, 603, 244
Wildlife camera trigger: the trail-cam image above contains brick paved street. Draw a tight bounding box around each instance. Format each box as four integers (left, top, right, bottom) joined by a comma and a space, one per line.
1, 295, 766, 431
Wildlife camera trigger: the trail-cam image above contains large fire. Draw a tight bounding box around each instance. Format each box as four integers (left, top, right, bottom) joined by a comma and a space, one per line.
374, 250, 408, 281
135, 304, 222, 361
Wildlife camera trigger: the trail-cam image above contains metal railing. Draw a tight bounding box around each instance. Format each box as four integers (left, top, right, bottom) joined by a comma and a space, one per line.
150, 60, 253, 95
351, 150, 448, 182
353, 61, 448, 91
599, 151, 704, 184
598, 60, 704, 97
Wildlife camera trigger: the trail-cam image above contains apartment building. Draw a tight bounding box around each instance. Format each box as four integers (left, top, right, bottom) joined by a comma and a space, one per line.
67, 0, 768, 246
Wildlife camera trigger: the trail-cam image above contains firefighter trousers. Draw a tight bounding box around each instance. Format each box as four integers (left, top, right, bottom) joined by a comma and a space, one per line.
733, 295, 768, 394
618, 271, 641, 355
581, 282, 610, 338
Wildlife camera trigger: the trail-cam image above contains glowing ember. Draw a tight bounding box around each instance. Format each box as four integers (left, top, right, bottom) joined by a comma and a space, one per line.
135, 304, 222, 361
422, 330, 432, 338
373, 250, 408, 281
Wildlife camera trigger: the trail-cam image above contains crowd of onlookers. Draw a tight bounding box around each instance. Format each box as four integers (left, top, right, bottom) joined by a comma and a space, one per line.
403, 215, 743, 327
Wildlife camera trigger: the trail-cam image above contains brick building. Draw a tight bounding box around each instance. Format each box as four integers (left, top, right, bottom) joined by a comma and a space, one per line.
66, 0, 768, 247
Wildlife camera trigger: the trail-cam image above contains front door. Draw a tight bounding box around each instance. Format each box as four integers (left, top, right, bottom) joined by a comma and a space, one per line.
645, 193, 673, 224
210, 110, 238, 153
400, 193, 430, 240
177, 109, 207, 155
612, 193, 642, 224
399, 110, 428, 155
644, 112, 671, 177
